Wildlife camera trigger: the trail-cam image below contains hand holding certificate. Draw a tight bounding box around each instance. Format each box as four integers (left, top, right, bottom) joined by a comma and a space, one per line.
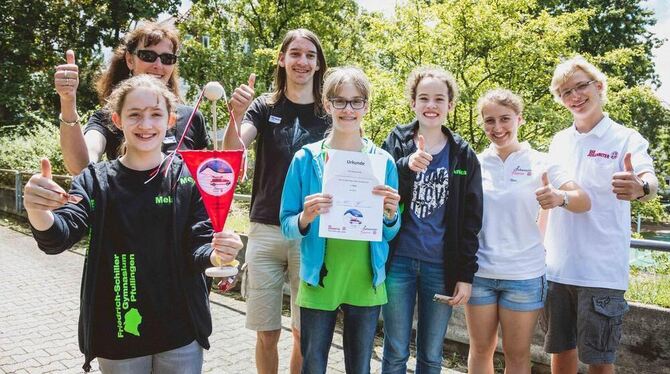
318, 149, 394, 241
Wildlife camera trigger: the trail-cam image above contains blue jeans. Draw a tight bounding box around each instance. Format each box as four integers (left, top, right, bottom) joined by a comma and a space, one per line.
382, 256, 452, 374
97, 340, 203, 374
301, 304, 380, 374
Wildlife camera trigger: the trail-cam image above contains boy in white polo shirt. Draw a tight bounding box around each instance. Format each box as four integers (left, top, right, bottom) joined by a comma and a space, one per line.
541, 56, 659, 374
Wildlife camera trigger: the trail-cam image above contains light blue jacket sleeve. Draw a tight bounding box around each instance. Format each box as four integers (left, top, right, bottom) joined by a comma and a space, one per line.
382, 155, 401, 241
280, 150, 308, 240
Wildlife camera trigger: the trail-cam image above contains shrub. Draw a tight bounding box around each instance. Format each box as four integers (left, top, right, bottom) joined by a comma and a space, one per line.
0, 125, 66, 175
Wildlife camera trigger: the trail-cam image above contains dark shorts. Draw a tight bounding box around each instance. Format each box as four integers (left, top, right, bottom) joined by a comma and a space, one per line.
540, 281, 629, 365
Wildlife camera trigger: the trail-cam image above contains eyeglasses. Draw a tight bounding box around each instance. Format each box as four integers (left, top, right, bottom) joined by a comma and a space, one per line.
134, 50, 178, 65
559, 80, 597, 99
328, 98, 367, 110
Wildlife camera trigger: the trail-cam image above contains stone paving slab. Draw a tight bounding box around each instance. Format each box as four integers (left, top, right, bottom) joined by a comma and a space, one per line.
0, 225, 461, 373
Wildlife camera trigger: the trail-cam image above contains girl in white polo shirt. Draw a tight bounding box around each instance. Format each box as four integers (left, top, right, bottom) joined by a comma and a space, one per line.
465, 89, 591, 373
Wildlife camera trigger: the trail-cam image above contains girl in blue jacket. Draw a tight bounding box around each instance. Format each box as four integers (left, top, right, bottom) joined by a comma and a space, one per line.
280, 66, 401, 374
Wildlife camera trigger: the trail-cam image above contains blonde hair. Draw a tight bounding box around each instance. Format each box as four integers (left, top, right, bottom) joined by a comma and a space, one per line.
477, 89, 524, 123
322, 66, 371, 104
550, 55, 608, 104
105, 75, 178, 155
406, 66, 459, 104
322, 66, 370, 137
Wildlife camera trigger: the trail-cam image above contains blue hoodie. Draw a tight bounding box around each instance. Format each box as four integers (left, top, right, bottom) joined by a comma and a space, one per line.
280, 139, 401, 287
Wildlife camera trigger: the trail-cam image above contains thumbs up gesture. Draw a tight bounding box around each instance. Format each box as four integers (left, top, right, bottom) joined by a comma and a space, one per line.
612, 152, 644, 201
535, 172, 563, 209
408, 134, 433, 173
54, 50, 79, 102
230, 73, 256, 122
23, 159, 69, 212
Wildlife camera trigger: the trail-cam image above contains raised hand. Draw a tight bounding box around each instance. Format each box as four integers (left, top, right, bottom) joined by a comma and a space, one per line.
372, 185, 400, 221
299, 193, 333, 229
612, 152, 644, 201
408, 134, 433, 173
535, 172, 563, 209
210, 230, 244, 266
23, 159, 68, 212
230, 73, 256, 122
54, 50, 79, 102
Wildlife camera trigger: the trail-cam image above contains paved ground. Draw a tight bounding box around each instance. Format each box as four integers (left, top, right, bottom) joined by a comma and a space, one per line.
0, 225, 461, 373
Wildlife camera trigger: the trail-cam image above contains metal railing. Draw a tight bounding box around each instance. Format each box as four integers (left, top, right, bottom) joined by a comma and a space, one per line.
1, 168, 668, 253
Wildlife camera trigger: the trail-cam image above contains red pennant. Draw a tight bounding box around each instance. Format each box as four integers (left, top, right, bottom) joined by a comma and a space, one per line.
179, 150, 244, 232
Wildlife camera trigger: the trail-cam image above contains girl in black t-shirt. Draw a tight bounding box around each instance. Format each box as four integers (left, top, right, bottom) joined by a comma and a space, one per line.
24, 75, 243, 373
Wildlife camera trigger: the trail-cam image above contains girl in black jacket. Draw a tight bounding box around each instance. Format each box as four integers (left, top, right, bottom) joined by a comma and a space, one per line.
24, 75, 243, 373
380, 66, 483, 374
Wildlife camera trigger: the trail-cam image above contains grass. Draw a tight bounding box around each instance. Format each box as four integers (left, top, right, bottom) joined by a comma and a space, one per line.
223, 200, 251, 234
627, 251, 670, 308
627, 273, 670, 308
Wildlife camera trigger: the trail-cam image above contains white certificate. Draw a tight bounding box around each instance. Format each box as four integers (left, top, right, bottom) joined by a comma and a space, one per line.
318, 149, 386, 241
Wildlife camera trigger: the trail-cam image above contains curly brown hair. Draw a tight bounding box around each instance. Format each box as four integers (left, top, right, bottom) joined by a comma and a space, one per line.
96, 21, 181, 104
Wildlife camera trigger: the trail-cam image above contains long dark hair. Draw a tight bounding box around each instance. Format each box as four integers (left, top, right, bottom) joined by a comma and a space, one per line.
96, 21, 181, 103
268, 29, 327, 113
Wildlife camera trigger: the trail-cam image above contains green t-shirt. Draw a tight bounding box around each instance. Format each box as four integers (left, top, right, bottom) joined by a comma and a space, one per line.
297, 238, 387, 311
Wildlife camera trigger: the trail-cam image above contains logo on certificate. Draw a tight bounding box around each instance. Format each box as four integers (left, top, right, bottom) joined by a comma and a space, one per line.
343, 209, 364, 229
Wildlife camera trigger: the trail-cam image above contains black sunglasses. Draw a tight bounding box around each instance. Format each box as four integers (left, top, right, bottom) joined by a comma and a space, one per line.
134, 50, 178, 65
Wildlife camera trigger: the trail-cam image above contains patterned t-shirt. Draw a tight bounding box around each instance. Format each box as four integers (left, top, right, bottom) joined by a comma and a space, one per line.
394, 143, 450, 263
244, 95, 330, 225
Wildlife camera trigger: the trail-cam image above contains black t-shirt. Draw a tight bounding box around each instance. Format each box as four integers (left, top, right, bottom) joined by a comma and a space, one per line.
92, 160, 194, 359
245, 95, 330, 225
84, 104, 209, 161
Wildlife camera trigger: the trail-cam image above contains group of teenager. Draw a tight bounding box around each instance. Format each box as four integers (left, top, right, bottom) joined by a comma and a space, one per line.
23, 22, 659, 374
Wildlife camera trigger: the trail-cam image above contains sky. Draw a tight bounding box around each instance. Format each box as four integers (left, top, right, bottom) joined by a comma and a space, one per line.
644, 0, 670, 104
173, 0, 669, 104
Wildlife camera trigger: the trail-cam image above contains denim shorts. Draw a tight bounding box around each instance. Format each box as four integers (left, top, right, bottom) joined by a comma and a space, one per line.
539, 281, 629, 365
468, 275, 547, 312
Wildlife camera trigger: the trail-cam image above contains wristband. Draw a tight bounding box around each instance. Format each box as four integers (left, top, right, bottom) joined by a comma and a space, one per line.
59, 113, 81, 127
559, 191, 569, 208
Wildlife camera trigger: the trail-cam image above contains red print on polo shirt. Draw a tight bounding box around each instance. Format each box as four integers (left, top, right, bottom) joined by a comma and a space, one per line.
586, 149, 619, 160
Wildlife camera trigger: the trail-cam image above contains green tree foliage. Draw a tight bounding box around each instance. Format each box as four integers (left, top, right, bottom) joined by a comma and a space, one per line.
607, 85, 670, 176
0, 0, 181, 134
352, 0, 591, 151
179, 0, 669, 206
2, 0, 666, 223
537, 0, 663, 86
631, 197, 669, 225
178, 0, 363, 106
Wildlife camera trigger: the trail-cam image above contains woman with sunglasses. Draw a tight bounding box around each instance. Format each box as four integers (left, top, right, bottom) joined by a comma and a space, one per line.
55, 21, 254, 175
